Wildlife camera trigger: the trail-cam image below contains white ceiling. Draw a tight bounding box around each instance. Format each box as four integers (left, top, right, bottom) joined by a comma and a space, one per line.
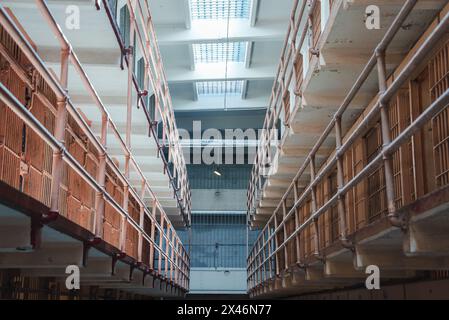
149, 0, 294, 112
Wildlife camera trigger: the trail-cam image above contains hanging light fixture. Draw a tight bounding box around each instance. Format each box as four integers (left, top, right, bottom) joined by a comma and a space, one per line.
213, 165, 222, 176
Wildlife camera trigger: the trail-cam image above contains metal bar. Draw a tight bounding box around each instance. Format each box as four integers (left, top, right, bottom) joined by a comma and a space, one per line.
376, 50, 397, 223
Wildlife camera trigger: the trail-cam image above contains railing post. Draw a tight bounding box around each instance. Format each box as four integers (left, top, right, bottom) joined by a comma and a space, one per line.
174, 238, 179, 286
309, 154, 321, 258
120, 3, 136, 254
137, 179, 145, 263
261, 231, 266, 283
273, 215, 280, 276
293, 180, 302, 266
121, 183, 129, 253
169, 227, 175, 282
49, 47, 69, 215
376, 50, 401, 228
149, 199, 156, 270
335, 116, 352, 248
267, 224, 273, 280
307, 1, 314, 50
159, 215, 164, 275
282, 200, 289, 271
94, 114, 108, 238
164, 223, 169, 279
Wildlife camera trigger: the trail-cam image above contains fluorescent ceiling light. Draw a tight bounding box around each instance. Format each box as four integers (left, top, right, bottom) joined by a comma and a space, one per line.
196, 80, 244, 96
193, 42, 246, 64
213, 166, 222, 176
190, 0, 250, 20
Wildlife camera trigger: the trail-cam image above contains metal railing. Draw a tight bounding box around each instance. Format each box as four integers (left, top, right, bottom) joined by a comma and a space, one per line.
0, 1, 189, 291
247, 0, 316, 220
101, 0, 192, 227
247, 0, 449, 291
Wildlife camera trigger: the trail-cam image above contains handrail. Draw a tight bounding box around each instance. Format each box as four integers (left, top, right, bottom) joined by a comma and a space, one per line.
0, 3, 189, 289
33, 0, 188, 262
249, 0, 418, 254
247, 0, 449, 290
101, 0, 191, 227
247, 0, 316, 219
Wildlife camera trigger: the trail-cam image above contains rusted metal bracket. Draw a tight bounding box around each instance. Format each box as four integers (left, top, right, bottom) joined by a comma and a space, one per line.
129, 263, 137, 281
309, 48, 320, 57
340, 237, 355, 252
82, 236, 102, 267
388, 210, 409, 231
31, 211, 59, 249
111, 252, 126, 276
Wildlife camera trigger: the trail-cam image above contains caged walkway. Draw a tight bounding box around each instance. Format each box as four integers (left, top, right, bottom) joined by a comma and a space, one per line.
247, 0, 449, 298
0, 0, 191, 299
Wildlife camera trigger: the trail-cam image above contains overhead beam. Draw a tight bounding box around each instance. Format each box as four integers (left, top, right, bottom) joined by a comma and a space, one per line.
242, 80, 249, 100
183, 0, 192, 29
154, 20, 287, 45
167, 64, 276, 83
172, 95, 269, 111
249, 0, 260, 27
245, 41, 254, 69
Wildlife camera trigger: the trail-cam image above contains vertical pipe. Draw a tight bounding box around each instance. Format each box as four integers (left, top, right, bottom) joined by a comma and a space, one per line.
267, 225, 273, 280
293, 181, 302, 265
121, 2, 136, 253
149, 200, 156, 270
261, 229, 266, 283
307, 1, 314, 53
137, 180, 145, 262
274, 216, 280, 276
376, 51, 400, 227
282, 200, 289, 270
49, 48, 69, 214
159, 215, 164, 274
94, 114, 108, 237
309, 154, 321, 257
120, 156, 130, 252
335, 117, 352, 248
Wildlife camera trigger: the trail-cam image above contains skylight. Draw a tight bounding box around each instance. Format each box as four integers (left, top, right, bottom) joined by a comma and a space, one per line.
193, 42, 246, 64
190, 0, 250, 20
196, 80, 244, 96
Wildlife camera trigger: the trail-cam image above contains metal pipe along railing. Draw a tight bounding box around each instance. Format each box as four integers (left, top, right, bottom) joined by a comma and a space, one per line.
100, 0, 191, 226
247, 0, 317, 219
0, 4, 189, 289
34, 1, 187, 264
247, 1, 449, 290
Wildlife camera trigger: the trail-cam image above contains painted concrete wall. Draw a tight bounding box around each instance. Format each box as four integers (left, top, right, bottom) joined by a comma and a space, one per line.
191, 189, 247, 211
189, 268, 248, 294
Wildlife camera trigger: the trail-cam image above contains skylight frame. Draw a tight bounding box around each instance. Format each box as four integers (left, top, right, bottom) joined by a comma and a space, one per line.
190, 0, 251, 20
196, 80, 245, 96
193, 42, 247, 64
